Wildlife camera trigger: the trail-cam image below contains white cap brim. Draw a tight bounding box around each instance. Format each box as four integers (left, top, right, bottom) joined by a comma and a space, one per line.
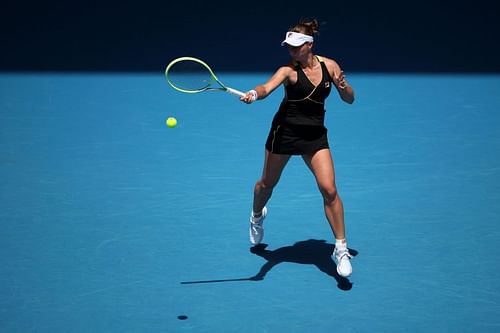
281, 31, 314, 47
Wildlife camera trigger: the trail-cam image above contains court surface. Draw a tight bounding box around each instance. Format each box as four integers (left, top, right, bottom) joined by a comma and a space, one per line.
1, 73, 500, 332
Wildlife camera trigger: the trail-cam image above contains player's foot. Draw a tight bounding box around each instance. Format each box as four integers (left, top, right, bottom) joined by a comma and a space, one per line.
249, 206, 267, 245
333, 247, 353, 277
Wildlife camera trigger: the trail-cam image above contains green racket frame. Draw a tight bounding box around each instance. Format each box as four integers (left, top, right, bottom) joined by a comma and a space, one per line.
165, 56, 245, 97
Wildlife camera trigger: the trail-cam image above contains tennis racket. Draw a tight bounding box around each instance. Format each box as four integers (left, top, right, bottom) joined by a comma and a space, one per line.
165, 56, 245, 97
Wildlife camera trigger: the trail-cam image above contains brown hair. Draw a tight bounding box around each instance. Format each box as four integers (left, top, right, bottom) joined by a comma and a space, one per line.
289, 19, 320, 37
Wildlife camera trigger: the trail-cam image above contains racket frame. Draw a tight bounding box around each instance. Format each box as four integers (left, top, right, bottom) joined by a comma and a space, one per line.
165, 56, 245, 97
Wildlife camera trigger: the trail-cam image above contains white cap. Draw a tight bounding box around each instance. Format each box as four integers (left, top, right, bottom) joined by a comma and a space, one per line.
281, 31, 314, 47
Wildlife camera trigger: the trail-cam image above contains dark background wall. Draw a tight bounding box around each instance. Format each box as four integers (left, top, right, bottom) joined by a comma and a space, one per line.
1, 0, 499, 73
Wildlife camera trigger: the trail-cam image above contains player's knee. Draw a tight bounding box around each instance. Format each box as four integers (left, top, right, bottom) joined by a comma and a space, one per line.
320, 184, 338, 203
255, 179, 275, 193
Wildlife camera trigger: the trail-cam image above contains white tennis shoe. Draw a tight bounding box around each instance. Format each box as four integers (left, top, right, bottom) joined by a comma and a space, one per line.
333, 247, 353, 277
249, 206, 267, 245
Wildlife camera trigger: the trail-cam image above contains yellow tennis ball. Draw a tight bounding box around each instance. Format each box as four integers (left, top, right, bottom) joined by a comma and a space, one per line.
166, 117, 177, 128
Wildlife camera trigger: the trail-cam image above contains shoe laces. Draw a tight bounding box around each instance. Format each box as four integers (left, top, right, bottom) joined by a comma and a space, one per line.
335, 248, 352, 261
250, 220, 263, 231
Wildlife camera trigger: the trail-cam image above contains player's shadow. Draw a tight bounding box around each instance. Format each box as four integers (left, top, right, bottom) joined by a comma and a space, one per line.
249, 239, 358, 291
181, 239, 358, 291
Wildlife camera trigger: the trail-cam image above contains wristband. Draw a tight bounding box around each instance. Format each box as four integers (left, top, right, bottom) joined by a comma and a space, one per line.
249, 89, 258, 102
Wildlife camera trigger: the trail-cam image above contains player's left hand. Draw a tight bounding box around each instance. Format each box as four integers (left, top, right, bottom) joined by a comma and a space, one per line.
334, 71, 347, 90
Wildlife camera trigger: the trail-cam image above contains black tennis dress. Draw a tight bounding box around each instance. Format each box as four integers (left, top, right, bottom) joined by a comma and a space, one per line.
265, 56, 333, 155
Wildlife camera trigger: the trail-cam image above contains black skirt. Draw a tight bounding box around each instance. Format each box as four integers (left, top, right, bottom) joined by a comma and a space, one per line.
265, 123, 329, 155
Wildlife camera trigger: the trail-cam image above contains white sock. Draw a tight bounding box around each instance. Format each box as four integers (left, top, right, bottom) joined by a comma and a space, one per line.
335, 239, 347, 250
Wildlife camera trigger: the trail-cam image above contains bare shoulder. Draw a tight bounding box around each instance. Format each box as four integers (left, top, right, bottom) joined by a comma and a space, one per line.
277, 62, 296, 75
317, 56, 343, 77
271, 63, 296, 83
262, 63, 296, 91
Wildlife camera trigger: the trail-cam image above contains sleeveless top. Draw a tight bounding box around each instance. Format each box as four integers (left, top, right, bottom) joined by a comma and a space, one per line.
272, 56, 333, 127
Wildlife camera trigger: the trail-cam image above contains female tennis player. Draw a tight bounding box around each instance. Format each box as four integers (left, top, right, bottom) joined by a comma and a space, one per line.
240, 19, 355, 277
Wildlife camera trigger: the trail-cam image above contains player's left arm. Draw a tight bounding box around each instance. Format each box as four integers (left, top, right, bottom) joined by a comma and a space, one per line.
323, 57, 355, 104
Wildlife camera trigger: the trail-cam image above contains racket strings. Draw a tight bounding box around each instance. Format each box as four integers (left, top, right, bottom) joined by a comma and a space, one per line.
167, 60, 215, 92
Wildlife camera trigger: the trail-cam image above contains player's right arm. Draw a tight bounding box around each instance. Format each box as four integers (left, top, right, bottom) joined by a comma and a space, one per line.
241, 65, 293, 103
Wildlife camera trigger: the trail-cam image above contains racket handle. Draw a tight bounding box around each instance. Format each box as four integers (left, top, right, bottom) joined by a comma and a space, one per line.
225, 87, 246, 97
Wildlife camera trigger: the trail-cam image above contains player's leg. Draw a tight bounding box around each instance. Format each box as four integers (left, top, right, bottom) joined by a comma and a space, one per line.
250, 149, 290, 245
302, 148, 344, 237
253, 149, 291, 215
302, 148, 352, 277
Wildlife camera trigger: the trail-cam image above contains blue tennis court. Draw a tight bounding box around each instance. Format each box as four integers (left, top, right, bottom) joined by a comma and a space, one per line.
1, 72, 500, 332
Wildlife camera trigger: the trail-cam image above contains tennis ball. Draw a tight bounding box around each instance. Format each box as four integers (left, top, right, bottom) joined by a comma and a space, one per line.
166, 117, 177, 128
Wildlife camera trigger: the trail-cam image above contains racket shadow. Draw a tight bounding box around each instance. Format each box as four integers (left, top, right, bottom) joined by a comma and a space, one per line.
181, 239, 357, 291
